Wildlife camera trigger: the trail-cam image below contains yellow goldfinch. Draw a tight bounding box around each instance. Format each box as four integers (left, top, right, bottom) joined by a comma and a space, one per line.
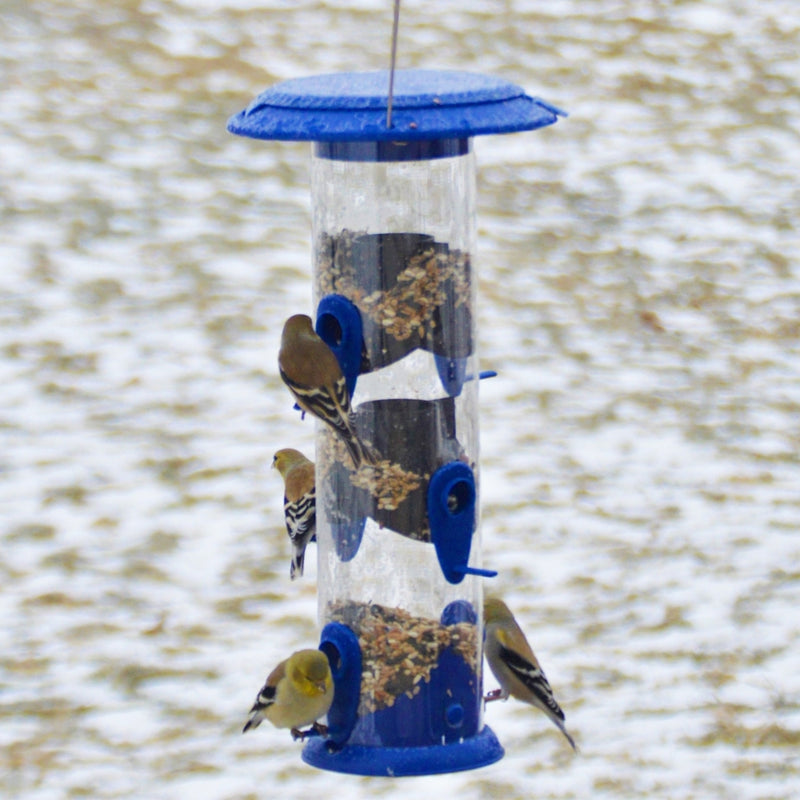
273, 448, 316, 580
278, 314, 376, 468
242, 649, 333, 739
484, 597, 577, 751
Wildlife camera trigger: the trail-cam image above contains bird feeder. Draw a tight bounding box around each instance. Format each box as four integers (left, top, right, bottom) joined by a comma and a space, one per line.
229, 69, 563, 776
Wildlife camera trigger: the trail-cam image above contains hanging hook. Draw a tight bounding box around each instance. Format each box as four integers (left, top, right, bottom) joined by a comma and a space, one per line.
386, 0, 401, 128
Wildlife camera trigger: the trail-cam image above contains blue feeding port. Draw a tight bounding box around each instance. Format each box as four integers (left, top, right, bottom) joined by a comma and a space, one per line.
429, 462, 498, 585
315, 295, 364, 399
230, 69, 563, 777
317, 622, 362, 747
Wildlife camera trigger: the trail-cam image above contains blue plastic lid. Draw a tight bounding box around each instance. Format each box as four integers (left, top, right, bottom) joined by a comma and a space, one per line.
227, 69, 564, 148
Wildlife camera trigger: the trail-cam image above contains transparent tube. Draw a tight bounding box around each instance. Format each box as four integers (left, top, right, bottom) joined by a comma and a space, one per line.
311, 144, 486, 749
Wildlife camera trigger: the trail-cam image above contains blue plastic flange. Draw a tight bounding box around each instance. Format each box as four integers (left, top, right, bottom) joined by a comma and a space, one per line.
441, 599, 478, 626
302, 724, 504, 776
316, 295, 364, 399
330, 519, 367, 562
435, 361, 497, 397
435, 355, 468, 397
318, 622, 362, 748
428, 462, 497, 584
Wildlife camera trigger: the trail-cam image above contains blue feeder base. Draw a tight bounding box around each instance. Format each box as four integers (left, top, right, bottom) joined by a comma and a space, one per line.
301, 725, 503, 777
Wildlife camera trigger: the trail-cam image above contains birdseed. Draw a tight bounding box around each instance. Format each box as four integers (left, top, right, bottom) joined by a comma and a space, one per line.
316, 229, 472, 348
320, 432, 428, 538
328, 600, 478, 716
348, 459, 423, 512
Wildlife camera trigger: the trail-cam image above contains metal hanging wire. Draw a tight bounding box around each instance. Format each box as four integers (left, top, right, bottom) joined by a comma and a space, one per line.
386, 0, 401, 128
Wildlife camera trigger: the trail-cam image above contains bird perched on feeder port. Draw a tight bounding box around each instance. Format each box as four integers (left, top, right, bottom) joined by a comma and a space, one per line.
483, 597, 577, 752
273, 447, 316, 580
278, 314, 377, 469
242, 648, 333, 739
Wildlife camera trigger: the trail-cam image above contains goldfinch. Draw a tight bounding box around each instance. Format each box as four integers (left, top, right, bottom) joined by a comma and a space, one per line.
242, 648, 333, 740
484, 597, 577, 751
278, 314, 376, 468
273, 448, 316, 580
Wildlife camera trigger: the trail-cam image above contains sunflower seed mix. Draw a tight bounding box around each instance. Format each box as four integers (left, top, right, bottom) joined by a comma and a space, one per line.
328, 599, 478, 716
316, 229, 471, 344
320, 433, 426, 530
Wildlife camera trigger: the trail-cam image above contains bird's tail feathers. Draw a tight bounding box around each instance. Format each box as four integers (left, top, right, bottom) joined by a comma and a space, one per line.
343, 428, 382, 469
340, 430, 381, 469
290, 549, 305, 580
341, 433, 364, 469
361, 439, 380, 466
554, 718, 578, 752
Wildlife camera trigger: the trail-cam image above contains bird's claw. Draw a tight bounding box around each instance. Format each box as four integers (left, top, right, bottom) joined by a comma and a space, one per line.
290, 722, 328, 741
483, 689, 506, 703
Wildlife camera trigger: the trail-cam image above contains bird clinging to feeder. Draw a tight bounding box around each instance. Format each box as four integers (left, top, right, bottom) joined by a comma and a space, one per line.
279, 314, 377, 469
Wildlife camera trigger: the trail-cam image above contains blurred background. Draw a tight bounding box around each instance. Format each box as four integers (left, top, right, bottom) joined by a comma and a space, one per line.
1, 1, 798, 797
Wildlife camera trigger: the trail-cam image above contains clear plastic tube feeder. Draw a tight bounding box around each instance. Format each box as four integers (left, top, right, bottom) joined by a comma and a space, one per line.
228, 69, 564, 777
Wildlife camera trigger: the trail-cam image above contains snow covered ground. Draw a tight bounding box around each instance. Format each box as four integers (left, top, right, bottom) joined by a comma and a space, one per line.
2, 1, 798, 797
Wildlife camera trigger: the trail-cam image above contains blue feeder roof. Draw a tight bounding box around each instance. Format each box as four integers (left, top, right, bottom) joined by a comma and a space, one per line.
227, 69, 565, 145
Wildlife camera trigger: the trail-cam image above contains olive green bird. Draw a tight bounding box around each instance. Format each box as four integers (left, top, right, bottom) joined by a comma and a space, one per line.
484, 597, 577, 751
273, 448, 316, 580
243, 649, 333, 740
278, 314, 376, 468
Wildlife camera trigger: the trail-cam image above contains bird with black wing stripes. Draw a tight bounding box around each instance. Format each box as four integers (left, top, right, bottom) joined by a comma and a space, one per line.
484, 597, 577, 751
278, 314, 376, 469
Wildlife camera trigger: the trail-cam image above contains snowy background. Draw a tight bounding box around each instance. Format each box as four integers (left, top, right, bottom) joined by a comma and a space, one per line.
2, 1, 799, 797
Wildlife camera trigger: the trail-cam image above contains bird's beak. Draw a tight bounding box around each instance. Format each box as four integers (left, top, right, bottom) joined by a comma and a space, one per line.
316, 681, 329, 694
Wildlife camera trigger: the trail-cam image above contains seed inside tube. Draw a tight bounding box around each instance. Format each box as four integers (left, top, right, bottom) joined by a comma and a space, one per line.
328, 599, 478, 717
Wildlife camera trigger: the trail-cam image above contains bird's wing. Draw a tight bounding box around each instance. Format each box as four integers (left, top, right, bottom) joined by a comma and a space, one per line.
250, 658, 286, 713
278, 369, 313, 404
249, 681, 277, 713
284, 489, 316, 542
281, 368, 353, 429
498, 642, 566, 721
314, 375, 355, 437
